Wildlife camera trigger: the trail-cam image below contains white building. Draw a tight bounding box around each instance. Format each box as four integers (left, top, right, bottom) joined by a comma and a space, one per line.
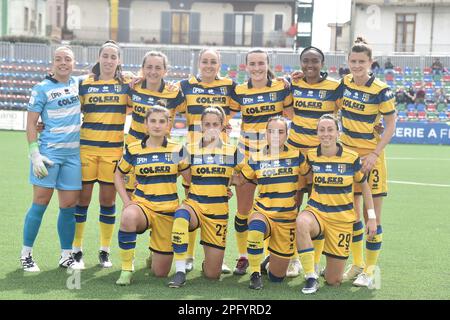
1, 0, 47, 37
330, 0, 450, 55
66, 0, 296, 47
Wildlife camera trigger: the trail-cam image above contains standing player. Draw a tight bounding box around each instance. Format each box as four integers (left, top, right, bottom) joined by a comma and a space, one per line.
20, 46, 81, 271
114, 106, 189, 285
177, 48, 236, 273
284, 46, 341, 277
73, 40, 130, 269
125, 51, 184, 191
237, 116, 303, 290
296, 114, 377, 294
339, 37, 396, 287
230, 48, 293, 275
168, 107, 244, 288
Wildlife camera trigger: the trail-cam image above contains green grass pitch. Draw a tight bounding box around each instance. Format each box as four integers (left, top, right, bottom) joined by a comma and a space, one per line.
0, 130, 449, 300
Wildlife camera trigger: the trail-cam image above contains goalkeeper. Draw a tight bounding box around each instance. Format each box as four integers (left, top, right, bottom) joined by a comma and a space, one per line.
20, 46, 83, 272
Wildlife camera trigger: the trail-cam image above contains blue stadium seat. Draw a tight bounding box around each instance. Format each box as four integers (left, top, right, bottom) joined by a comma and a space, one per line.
416, 104, 426, 112
407, 103, 416, 111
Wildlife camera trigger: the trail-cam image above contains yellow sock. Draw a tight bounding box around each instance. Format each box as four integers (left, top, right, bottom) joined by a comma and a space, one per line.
99, 205, 116, 249
313, 234, 325, 264
73, 222, 86, 248
73, 205, 88, 248
299, 248, 315, 276
247, 220, 266, 274
172, 209, 190, 261
235, 212, 248, 257
118, 230, 136, 271
364, 225, 383, 275
351, 221, 365, 268
263, 237, 270, 257
187, 229, 197, 258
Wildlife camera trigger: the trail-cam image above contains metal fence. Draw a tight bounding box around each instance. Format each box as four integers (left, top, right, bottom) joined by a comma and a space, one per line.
1, 42, 449, 72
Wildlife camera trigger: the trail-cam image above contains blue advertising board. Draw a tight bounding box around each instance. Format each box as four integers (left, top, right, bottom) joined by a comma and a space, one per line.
391, 122, 450, 145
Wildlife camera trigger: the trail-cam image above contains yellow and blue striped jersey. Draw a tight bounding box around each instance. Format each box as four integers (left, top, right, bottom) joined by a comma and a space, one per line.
230, 79, 293, 153
288, 74, 341, 149
303, 144, 366, 223
184, 139, 244, 218
126, 80, 184, 145
117, 136, 189, 213
79, 76, 130, 156
241, 144, 304, 221
339, 74, 396, 150
178, 76, 236, 142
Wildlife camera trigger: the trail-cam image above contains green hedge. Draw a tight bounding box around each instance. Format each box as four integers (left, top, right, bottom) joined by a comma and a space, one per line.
0, 36, 50, 44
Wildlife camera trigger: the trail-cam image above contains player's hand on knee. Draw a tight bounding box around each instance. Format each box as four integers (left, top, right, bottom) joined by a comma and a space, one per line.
366, 219, 377, 240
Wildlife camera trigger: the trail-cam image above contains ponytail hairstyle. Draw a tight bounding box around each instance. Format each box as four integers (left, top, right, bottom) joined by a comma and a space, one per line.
350, 36, 372, 60
245, 48, 275, 80
92, 40, 124, 84
201, 106, 226, 126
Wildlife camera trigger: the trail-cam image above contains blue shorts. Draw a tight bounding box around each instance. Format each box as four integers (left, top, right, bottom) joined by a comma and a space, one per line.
29, 153, 82, 190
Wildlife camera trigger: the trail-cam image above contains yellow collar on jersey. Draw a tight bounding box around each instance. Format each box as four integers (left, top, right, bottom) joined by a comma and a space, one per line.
247, 78, 273, 89
262, 143, 289, 156
317, 143, 344, 157
198, 137, 224, 149
301, 71, 329, 84
141, 79, 165, 93
141, 135, 168, 148
190, 75, 221, 84
349, 73, 376, 87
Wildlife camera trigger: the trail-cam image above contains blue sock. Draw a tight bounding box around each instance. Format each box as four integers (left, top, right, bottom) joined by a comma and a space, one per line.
58, 207, 76, 250
23, 203, 48, 247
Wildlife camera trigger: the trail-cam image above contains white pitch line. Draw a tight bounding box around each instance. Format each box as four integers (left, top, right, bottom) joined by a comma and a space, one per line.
388, 180, 450, 188
387, 157, 450, 161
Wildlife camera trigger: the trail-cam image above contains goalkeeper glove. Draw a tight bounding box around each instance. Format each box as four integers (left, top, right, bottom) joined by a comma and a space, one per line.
29, 142, 54, 179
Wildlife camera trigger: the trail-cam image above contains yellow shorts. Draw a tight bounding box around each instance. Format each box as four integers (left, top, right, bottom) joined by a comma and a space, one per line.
134, 199, 175, 255
184, 198, 228, 250
346, 147, 388, 197
307, 209, 353, 260
81, 151, 121, 184
251, 210, 296, 259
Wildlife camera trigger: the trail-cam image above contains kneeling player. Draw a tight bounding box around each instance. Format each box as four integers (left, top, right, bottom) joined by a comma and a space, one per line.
168, 107, 244, 288
236, 116, 303, 290
296, 114, 377, 294
114, 106, 189, 285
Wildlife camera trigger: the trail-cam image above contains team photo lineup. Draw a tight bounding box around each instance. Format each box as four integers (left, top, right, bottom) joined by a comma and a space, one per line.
19, 35, 396, 296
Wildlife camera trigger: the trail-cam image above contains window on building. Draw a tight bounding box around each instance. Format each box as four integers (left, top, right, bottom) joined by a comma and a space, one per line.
171, 12, 190, 44
24, 7, 29, 31
38, 13, 42, 34
395, 14, 416, 52
56, 5, 61, 28
336, 26, 342, 37
274, 14, 283, 31
235, 14, 253, 46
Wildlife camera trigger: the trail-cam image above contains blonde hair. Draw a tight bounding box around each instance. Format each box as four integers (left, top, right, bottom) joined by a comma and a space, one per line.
201, 106, 226, 125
